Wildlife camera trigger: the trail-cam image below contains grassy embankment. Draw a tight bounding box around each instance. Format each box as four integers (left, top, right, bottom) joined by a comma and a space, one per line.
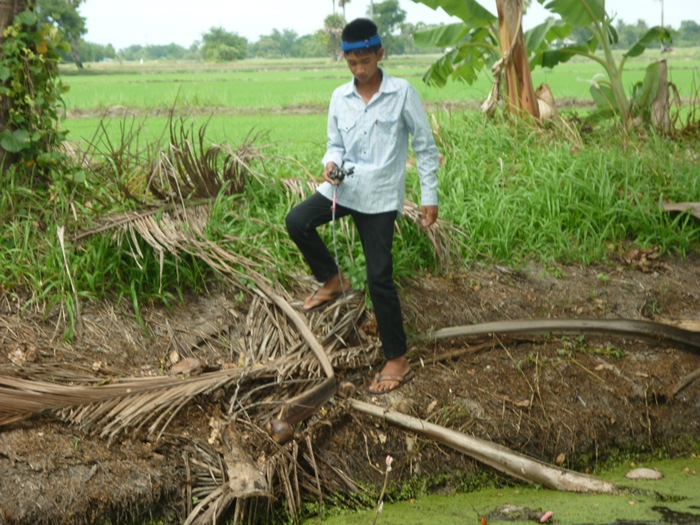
1, 51, 698, 335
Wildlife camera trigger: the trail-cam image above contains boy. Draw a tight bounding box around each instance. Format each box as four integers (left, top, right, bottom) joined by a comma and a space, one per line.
285, 18, 439, 394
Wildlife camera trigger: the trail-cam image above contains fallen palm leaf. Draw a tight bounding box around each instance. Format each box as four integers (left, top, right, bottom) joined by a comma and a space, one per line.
400, 199, 470, 271
152, 119, 265, 202
256, 283, 334, 379
0, 353, 297, 434
183, 428, 272, 525
423, 318, 700, 352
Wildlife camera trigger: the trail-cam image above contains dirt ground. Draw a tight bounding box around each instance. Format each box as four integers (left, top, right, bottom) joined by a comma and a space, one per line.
1, 253, 699, 524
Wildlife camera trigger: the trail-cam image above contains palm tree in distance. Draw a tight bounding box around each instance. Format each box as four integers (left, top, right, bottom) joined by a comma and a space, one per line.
655, 0, 664, 27
339, 0, 351, 19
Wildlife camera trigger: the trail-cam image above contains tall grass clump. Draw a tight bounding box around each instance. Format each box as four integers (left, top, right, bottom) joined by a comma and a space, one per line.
430, 111, 700, 265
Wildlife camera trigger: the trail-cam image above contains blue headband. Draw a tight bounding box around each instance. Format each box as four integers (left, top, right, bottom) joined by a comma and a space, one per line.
341, 34, 382, 52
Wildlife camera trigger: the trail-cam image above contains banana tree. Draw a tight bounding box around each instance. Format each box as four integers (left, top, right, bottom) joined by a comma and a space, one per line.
413, 0, 539, 118
495, 0, 540, 117
412, 0, 499, 87
527, 0, 672, 128
413, 0, 673, 129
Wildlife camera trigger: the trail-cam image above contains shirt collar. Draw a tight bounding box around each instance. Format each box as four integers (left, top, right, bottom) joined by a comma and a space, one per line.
340, 69, 398, 98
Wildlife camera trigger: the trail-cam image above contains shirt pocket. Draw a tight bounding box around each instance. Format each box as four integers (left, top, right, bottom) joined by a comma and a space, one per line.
338, 117, 358, 137
374, 117, 400, 141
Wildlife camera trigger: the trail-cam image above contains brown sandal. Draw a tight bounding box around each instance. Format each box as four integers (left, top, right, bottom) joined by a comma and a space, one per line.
302, 288, 352, 312
367, 369, 415, 395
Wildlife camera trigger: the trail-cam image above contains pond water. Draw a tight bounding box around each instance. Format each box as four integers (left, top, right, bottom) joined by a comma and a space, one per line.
302, 456, 700, 525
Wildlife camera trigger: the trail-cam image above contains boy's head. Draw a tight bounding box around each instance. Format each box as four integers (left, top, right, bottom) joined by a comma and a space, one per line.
341, 18, 383, 57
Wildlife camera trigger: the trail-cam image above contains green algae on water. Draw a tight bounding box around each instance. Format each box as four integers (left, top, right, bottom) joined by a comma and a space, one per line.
302, 456, 700, 525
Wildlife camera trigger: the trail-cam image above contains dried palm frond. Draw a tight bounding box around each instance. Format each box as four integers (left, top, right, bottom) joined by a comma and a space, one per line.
182, 424, 272, 525
72, 205, 171, 242
0, 279, 371, 432
0, 362, 112, 384
280, 177, 318, 201
148, 119, 266, 203
400, 199, 471, 271
180, 405, 356, 525
243, 294, 302, 366
0, 284, 373, 524
75, 203, 278, 293
261, 440, 304, 520
0, 368, 224, 435
314, 292, 366, 352
0, 349, 302, 434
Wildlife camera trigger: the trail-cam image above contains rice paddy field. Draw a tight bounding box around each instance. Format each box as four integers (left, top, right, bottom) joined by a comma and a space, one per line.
60, 48, 700, 151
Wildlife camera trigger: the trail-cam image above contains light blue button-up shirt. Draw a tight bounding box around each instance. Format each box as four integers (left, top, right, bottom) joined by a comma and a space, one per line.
318, 71, 439, 215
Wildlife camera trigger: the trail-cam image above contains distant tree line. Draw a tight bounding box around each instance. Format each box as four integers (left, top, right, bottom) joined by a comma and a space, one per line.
36, 0, 700, 66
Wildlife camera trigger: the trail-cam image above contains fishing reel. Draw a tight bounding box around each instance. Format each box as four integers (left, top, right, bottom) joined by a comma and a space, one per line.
328, 164, 355, 184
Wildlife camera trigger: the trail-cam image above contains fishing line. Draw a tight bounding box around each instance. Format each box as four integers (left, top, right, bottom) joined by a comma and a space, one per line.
328, 166, 371, 366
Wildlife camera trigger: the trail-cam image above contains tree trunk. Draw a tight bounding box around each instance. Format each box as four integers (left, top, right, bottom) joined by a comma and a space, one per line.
494, 0, 539, 118
1, 0, 27, 169
0, 0, 26, 45
651, 59, 670, 134
70, 37, 84, 69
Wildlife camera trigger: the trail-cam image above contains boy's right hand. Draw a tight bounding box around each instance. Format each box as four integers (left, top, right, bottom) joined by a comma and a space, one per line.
323, 162, 340, 185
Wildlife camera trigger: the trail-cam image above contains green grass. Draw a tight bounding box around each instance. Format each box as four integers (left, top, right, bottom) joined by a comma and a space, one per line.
428, 111, 700, 264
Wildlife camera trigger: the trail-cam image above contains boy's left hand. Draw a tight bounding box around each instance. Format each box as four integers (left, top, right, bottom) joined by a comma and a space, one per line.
421, 205, 438, 227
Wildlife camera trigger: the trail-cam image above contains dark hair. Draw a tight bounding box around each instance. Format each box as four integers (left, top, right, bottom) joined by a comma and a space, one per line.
342, 18, 382, 54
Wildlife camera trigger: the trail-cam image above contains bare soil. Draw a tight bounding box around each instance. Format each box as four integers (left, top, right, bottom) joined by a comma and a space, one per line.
1, 254, 699, 524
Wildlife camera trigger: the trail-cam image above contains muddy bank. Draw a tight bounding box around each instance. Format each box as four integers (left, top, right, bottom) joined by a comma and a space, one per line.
1, 257, 699, 523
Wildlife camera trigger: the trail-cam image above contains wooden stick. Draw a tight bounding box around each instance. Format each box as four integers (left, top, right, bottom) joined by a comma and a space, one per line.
349, 399, 623, 494
669, 368, 700, 398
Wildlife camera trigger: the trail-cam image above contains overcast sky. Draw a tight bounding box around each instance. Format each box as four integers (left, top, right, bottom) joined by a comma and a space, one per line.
81, 0, 694, 50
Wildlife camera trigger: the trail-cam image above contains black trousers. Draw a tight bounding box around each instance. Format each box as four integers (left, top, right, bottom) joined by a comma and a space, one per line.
285, 191, 407, 360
